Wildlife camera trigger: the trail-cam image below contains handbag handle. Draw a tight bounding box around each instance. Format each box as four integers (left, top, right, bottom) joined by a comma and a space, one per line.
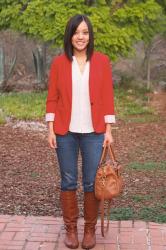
99, 144, 117, 165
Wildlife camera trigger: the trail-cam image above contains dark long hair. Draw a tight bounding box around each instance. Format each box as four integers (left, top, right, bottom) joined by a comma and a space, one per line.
64, 14, 94, 61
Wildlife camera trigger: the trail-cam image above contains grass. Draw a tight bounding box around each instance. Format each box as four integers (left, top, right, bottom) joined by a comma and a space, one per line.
0, 86, 157, 123
125, 114, 160, 123
110, 207, 134, 220
0, 91, 47, 122
114, 86, 158, 122
138, 206, 166, 223
30, 171, 40, 178
128, 161, 166, 170
110, 205, 166, 223
0, 111, 6, 124
132, 195, 153, 202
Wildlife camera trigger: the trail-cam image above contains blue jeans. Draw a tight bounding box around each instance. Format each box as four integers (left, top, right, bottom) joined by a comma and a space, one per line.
56, 132, 104, 192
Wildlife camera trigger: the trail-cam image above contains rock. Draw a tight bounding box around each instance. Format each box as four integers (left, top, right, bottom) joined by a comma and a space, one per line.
11, 121, 47, 132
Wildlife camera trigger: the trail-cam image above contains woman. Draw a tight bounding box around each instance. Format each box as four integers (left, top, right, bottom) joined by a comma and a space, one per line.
46, 14, 115, 249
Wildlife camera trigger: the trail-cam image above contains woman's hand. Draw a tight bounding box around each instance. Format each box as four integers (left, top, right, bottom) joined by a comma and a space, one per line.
103, 123, 114, 147
48, 131, 57, 149
103, 131, 114, 147
47, 121, 57, 149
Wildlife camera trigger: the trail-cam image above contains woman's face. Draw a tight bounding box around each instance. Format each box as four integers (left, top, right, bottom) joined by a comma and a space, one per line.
72, 21, 89, 53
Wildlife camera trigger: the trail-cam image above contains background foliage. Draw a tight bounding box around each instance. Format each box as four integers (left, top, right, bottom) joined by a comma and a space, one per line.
0, 0, 165, 60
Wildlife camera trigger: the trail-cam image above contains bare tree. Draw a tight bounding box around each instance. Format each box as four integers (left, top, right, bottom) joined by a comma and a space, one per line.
142, 38, 163, 90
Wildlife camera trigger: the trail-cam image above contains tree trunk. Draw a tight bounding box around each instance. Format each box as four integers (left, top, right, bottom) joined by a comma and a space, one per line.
142, 38, 163, 90
147, 57, 151, 90
42, 42, 47, 87
0, 47, 5, 89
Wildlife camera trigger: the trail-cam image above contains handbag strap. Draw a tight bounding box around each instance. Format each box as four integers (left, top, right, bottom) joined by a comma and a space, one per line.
100, 196, 112, 237
99, 145, 116, 237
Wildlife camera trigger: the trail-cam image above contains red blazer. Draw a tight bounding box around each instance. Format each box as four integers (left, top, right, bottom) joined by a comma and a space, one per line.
46, 51, 115, 135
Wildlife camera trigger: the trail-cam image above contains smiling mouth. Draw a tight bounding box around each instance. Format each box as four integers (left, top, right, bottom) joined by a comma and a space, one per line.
76, 42, 86, 45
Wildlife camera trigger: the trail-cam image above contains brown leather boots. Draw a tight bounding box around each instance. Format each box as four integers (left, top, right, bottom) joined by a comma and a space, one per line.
60, 191, 79, 249
81, 192, 99, 249
60, 191, 99, 249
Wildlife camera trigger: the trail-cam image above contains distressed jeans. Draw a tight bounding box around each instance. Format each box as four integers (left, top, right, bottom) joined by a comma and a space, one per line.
55, 132, 104, 192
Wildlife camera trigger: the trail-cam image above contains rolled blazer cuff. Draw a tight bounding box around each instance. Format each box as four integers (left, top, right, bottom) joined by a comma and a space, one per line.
104, 115, 116, 123
45, 113, 55, 122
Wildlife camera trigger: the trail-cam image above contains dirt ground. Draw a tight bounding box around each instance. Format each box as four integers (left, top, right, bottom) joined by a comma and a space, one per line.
0, 93, 166, 217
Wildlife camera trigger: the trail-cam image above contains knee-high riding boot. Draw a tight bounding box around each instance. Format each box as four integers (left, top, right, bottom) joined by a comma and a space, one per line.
82, 192, 99, 249
60, 191, 79, 249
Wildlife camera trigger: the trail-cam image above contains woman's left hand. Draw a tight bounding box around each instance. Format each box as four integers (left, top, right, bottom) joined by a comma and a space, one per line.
103, 131, 114, 147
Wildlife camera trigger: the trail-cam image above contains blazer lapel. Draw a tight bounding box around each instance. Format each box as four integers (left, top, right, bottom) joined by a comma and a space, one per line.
64, 56, 72, 105
89, 53, 96, 103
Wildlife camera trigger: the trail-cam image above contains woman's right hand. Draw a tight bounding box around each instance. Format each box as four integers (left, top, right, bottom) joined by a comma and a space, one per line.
48, 131, 57, 148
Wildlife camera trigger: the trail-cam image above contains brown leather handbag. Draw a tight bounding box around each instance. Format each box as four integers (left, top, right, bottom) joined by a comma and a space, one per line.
95, 144, 124, 237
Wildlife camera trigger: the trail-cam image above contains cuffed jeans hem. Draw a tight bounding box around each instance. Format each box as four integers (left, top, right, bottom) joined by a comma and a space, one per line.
60, 187, 77, 191
60, 185, 94, 192
83, 184, 95, 192
61, 187, 94, 192
84, 188, 94, 192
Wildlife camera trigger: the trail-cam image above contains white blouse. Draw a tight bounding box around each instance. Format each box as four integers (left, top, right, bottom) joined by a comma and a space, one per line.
69, 56, 94, 133
46, 57, 115, 132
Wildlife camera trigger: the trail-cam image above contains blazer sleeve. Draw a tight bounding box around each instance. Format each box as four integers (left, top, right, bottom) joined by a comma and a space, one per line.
102, 56, 115, 116
46, 57, 59, 115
